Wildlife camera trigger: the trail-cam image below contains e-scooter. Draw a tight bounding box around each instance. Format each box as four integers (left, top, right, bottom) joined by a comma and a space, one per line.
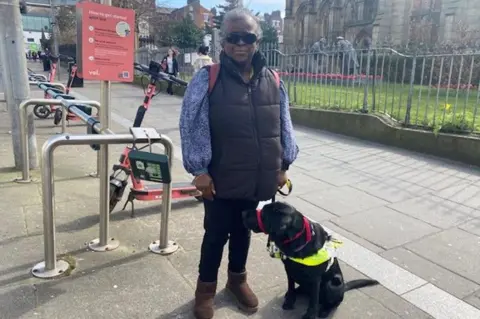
53, 56, 84, 125
33, 54, 59, 119
109, 60, 202, 216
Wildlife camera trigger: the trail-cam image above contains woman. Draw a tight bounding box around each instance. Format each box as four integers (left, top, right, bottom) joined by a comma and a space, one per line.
193, 46, 213, 74
179, 8, 298, 319
160, 48, 179, 95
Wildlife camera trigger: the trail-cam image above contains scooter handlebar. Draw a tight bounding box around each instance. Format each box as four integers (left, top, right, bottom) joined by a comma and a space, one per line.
133, 62, 188, 87
168, 75, 188, 87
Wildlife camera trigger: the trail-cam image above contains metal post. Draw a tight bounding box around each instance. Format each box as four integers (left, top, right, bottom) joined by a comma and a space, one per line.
31, 139, 70, 278
149, 135, 178, 255
61, 104, 67, 133
18, 98, 101, 182
88, 81, 117, 251
87, 0, 116, 252
87, 153, 101, 178
0, 0, 38, 170
32, 133, 177, 279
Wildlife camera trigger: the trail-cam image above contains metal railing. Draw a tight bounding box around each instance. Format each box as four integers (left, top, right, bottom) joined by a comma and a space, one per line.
139, 45, 480, 134
29, 81, 66, 94
260, 47, 480, 134
20, 84, 178, 279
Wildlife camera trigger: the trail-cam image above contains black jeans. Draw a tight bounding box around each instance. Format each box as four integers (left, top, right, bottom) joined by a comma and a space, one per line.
198, 198, 259, 282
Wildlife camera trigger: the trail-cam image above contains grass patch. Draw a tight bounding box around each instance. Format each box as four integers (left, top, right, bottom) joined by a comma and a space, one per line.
285, 80, 480, 133
160, 72, 480, 134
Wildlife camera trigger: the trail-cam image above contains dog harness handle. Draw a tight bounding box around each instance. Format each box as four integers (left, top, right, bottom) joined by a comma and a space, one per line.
277, 179, 293, 197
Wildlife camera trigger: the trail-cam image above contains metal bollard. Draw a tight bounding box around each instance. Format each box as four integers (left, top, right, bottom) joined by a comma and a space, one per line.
18, 99, 101, 182
148, 134, 179, 255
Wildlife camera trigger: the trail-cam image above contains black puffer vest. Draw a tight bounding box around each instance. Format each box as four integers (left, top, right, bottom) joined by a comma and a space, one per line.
208, 52, 281, 201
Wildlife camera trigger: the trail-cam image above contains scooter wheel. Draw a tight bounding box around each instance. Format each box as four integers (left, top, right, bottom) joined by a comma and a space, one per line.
33, 105, 51, 119
194, 195, 203, 202
53, 109, 62, 125
109, 186, 120, 213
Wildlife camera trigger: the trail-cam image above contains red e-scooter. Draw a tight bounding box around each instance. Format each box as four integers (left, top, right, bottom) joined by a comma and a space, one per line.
109, 61, 202, 216
33, 54, 60, 118
32, 55, 85, 121
53, 56, 86, 125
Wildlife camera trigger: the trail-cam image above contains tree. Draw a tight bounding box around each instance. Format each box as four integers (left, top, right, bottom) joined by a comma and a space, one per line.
169, 17, 204, 49
260, 21, 278, 45
213, 0, 240, 29
55, 6, 76, 45
111, 0, 156, 49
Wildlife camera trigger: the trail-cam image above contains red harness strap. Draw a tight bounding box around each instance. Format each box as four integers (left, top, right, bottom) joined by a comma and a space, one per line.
256, 209, 266, 233
256, 209, 312, 245
282, 217, 312, 244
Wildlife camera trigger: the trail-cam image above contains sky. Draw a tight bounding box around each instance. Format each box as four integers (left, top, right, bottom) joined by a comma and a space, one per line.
159, 0, 285, 16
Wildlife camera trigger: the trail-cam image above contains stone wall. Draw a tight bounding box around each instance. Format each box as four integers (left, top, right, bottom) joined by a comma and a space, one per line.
284, 0, 480, 49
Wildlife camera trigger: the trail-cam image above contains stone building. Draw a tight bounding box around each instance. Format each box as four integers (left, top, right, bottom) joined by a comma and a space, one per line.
283, 0, 480, 50
169, 0, 214, 29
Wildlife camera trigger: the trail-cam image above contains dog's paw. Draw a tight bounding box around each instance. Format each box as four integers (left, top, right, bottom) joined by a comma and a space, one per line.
282, 293, 296, 310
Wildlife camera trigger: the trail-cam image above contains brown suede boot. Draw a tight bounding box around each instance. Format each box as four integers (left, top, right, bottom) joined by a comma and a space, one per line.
225, 271, 259, 313
194, 279, 217, 319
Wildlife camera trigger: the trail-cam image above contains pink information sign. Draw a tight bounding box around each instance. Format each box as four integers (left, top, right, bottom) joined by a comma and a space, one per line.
78, 2, 135, 82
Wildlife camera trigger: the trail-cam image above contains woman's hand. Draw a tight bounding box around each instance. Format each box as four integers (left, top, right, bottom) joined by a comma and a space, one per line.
194, 173, 215, 201
277, 170, 288, 188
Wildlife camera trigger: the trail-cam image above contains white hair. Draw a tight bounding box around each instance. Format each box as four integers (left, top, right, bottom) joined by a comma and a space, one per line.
220, 8, 263, 40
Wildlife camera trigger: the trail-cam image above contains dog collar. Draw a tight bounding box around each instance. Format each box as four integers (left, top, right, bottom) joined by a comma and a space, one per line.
256, 209, 266, 233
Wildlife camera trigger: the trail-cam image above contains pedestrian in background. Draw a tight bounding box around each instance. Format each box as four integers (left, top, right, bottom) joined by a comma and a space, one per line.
160, 48, 179, 95
193, 45, 213, 74
336, 36, 358, 75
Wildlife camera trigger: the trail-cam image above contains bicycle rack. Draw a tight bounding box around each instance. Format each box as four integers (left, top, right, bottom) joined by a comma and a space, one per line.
32, 131, 176, 279
26, 83, 177, 279
18, 93, 101, 182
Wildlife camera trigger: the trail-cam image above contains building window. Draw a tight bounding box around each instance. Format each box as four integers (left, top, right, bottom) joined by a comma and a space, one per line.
203, 13, 209, 23
444, 14, 455, 42
22, 15, 51, 32
27, 38, 35, 42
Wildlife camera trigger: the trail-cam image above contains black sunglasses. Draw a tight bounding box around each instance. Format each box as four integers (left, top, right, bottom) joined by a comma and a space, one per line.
225, 33, 258, 45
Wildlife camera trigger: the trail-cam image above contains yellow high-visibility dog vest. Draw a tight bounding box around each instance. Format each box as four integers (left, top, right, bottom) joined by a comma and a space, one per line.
267, 238, 343, 268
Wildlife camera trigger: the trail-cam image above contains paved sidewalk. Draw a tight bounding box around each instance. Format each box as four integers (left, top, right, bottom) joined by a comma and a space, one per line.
0, 63, 478, 318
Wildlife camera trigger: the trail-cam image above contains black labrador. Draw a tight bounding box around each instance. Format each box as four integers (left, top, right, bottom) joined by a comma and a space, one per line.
242, 201, 379, 319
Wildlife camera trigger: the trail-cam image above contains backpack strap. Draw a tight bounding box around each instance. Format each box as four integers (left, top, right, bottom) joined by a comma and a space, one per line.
270, 69, 280, 87
208, 63, 220, 94
207, 64, 280, 94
